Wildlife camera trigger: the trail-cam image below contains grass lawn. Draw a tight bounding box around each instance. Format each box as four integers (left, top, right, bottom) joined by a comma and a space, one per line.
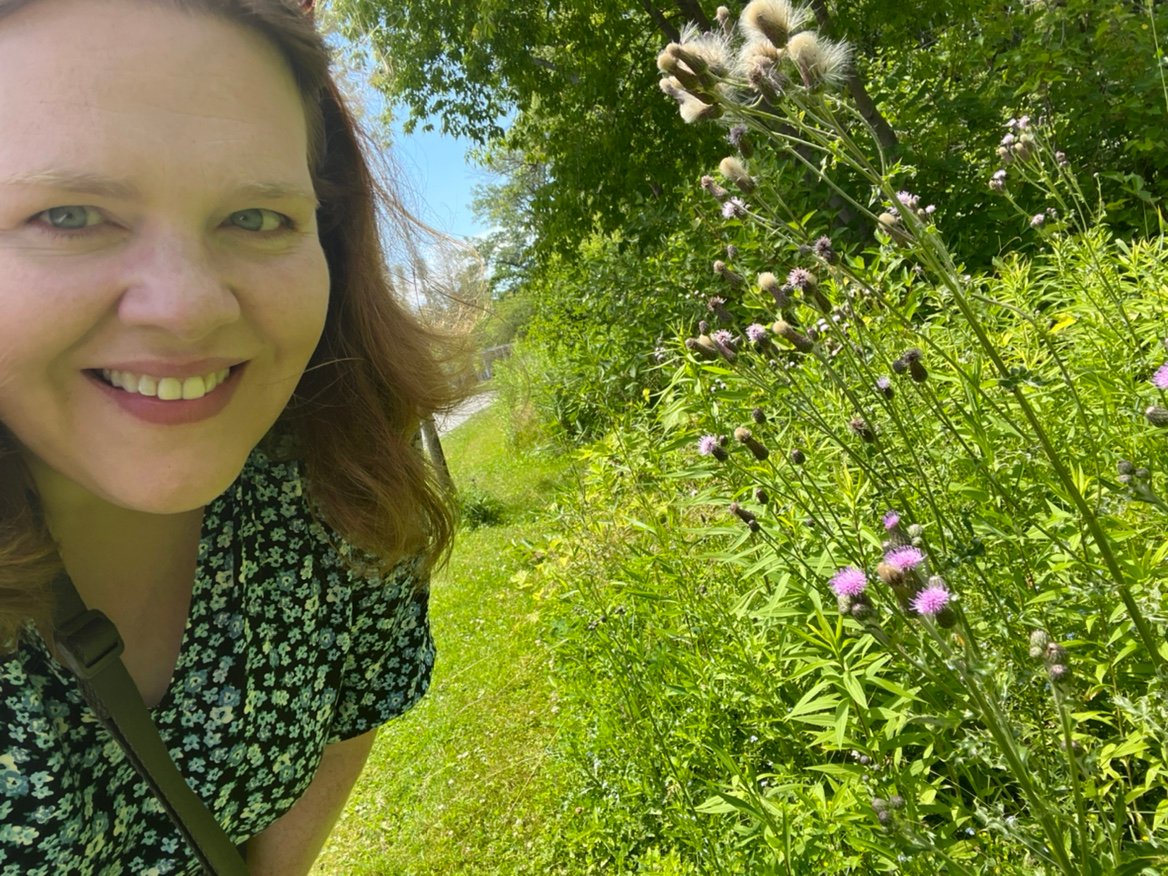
312, 398, 573, 875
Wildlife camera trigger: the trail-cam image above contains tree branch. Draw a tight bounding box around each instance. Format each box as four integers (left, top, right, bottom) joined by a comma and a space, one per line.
640, 0, 680, 42
807, 0, 898, 154
673, 0, 711, 31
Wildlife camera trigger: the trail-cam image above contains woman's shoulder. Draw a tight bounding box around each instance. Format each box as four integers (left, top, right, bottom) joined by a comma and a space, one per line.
210, 443, 424, 588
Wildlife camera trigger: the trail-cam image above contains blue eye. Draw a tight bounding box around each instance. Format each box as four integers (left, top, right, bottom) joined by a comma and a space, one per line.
228, 209, 290, 232
37, 205, 102, 231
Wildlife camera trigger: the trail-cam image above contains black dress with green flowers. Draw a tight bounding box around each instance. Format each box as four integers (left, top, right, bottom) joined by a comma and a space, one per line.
0, 448, 434, 874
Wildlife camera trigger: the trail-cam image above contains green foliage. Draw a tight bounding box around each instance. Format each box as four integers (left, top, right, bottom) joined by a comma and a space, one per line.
457, 480, 506, 528
850, 0, 1168, 264
528, 230, 1168, 873
516, 9, 1168, 869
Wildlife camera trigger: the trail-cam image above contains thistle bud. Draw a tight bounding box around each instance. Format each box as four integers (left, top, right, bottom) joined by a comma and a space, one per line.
734, 426, 770, 461
1028, 629, 1050, 659
1145, 405, 1168, 427
789, 447, 806, 465
685, 336, 719, 360
754, 486, 769, 504
751, 407, 767, 425
877, 211, 911, 247
1117, 459, 1135, 476
849, 416, 875, 443
719, 156, 756, 193
713, 260, 744, 287
903, 348, 927, 383
700, 174, 730, 201
772, 320, 813, 352
707, 296, 733, 324
729, 502, 760, 532
1047, 663, 1071, 684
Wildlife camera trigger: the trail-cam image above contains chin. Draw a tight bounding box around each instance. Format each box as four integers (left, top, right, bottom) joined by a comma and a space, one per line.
101, 459, 250, 515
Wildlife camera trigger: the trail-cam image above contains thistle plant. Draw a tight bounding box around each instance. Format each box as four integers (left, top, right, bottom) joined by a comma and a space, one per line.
648, 1, 1168, 872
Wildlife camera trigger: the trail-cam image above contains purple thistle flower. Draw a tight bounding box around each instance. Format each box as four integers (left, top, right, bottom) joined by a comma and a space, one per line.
727, 123, 748, 148
712, 329, 735, 347
830, 567, 868, 598
911, 583, 950, 617
875, 375, 893, 398
896, 191, 919, 210
746, 323, 769, 343
697, 435, 719, 456
722, 197, 747, 219
1030, 213, 1045, 228
813, 235, 836, 262
884, 545, 924, 571
989, 169, 1007, 193
787, 268, 813, 289
1152, 364, 1168, 390
882, 510, 900, 531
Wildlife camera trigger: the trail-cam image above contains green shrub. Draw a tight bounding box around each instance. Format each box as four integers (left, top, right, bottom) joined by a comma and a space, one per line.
526, 6, 1168, 873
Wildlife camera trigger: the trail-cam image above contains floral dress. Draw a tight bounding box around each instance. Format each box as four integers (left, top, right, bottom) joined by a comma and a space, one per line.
0, 448, 434, 874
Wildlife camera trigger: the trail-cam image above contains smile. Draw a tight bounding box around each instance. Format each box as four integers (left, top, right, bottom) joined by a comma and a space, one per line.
99, 367, 233, 401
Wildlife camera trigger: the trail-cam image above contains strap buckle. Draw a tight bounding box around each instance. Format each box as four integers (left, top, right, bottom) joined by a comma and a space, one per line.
54, 610, 125, 680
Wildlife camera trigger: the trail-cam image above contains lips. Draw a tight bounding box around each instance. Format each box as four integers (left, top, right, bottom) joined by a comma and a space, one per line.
85, 363, 245, 426
98, 366, 232, 401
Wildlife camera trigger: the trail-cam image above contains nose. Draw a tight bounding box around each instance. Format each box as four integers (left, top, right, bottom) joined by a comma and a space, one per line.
116, 230, 241, 342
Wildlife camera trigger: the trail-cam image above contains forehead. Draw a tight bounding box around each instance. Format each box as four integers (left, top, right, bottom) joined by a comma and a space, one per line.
0, 0, 310, 194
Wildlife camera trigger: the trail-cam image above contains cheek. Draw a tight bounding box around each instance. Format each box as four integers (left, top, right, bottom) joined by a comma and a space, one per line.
240, 249, 331, 358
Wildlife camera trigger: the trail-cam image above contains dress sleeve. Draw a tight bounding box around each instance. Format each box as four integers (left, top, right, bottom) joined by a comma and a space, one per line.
326, 558, 436, 744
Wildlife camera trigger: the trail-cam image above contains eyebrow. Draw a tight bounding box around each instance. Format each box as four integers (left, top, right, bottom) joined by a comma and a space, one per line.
0, 169, 319, 206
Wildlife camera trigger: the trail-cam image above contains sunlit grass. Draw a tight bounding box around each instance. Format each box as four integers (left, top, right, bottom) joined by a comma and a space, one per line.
312, 400, 574, 875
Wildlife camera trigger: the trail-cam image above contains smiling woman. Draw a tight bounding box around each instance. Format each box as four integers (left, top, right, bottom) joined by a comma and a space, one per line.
0, 0, 461, 873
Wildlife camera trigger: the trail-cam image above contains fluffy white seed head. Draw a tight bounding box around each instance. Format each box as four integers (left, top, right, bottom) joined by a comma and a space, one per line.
678, 22, 733, 78
786, 31, 851, 88
735, 38, 787, 96
740, 0, 812, 48
719, 156, 756, 192
678, 93, 722, 124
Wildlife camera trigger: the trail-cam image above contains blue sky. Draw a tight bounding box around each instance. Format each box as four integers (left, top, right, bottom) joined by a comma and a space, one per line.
388, 120, 492, 240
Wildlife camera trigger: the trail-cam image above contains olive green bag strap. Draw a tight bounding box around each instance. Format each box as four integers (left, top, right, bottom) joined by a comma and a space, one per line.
50, 572, 248, 875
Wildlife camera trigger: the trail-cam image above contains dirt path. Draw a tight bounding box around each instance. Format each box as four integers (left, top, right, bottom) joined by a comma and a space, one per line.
436, 389, 497, 436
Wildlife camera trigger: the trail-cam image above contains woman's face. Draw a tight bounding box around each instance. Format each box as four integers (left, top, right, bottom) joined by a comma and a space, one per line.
0, 0, 329, 515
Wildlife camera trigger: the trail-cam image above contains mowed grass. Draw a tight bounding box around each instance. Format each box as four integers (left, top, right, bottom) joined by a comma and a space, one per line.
312, 398, 573, 875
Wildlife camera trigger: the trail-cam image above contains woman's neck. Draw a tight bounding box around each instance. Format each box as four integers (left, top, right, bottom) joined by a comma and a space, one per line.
26, 456, 205, 609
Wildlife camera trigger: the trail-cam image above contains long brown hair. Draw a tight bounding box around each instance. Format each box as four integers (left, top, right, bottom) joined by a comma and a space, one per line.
0, 0, 462, 646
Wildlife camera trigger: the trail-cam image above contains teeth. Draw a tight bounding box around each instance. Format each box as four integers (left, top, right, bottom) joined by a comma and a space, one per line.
100, 367, 231, 400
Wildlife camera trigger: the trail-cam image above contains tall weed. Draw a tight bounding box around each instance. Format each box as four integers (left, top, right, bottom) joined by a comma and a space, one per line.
532, 4, 1168, 873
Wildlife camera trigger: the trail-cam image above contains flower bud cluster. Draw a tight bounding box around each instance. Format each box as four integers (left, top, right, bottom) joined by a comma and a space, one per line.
657, 1, 853, 134
1030, 628, 1071, 685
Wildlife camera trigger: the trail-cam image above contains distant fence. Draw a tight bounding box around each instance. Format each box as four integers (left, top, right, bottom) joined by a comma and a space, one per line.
478, 344, 512, 380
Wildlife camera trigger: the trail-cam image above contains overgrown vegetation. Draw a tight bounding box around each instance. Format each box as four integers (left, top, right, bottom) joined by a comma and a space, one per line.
323, 0, 1168, 872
